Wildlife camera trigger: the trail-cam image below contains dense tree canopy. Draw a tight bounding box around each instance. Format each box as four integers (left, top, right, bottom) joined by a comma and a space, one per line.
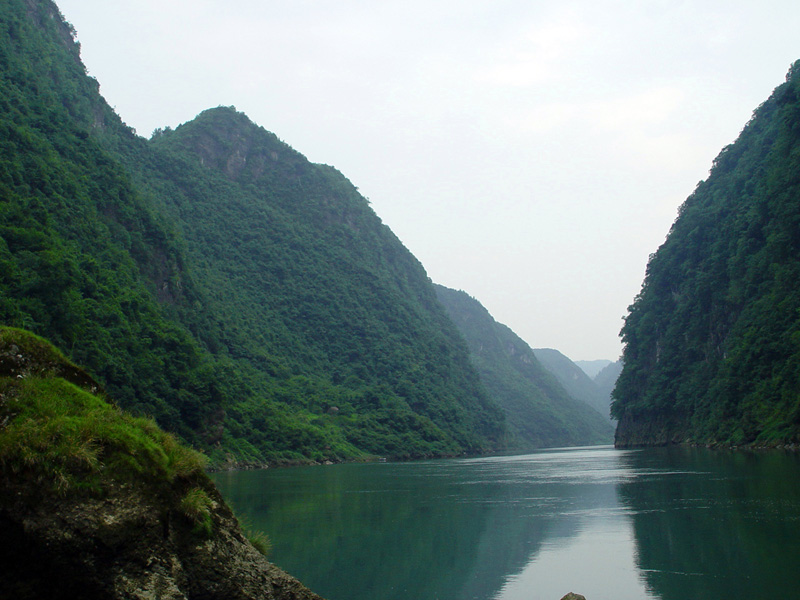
613, 61, 800, 447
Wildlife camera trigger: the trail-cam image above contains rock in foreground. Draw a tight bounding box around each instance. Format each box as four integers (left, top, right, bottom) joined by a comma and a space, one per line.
0, 327, 325, 600
1, 477, 324, 600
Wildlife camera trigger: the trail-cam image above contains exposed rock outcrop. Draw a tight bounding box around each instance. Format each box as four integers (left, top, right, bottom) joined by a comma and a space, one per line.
614, 410, 690, 448
0, 478, 324, 600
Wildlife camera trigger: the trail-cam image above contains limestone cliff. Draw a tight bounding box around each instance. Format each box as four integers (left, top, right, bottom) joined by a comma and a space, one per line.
0, 477, 325, 600
613, 411, 691, 448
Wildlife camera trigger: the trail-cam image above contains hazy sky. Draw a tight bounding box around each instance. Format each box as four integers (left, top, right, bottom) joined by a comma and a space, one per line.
56, 0, 800, 361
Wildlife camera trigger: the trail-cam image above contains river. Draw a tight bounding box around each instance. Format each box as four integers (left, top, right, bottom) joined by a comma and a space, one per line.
211, 446, 800, 600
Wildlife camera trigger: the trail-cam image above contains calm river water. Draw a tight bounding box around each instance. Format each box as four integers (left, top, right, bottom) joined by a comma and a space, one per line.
211, 446, 800, 600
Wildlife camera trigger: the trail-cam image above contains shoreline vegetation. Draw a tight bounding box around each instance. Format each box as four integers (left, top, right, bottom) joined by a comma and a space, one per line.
210, 438, 800, 474
2, 329, 796, 600
0, 327, 600, 600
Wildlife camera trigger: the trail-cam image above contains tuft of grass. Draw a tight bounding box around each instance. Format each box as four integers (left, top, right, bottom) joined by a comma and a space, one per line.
234, 511, 273, 557
247, 529, 273, 557
179, 487, 215, 535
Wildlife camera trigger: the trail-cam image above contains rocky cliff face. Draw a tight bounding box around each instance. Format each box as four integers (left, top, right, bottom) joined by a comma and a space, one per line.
0, 478, 324, 600
613, 411, 691, 448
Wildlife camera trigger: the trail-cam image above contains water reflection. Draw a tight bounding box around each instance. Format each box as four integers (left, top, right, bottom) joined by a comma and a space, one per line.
211, 447, 800, 600
213, 447, 652, 600
617, 447, 800, 600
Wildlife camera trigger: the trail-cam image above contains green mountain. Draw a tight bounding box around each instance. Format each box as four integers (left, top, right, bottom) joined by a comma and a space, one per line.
434, 285, 614, 449
0, 0, 504, 464
533, 348, 613, 423
613, 61, 800, 447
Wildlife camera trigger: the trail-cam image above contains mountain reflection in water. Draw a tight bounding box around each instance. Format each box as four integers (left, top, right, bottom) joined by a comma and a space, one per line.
212, 446, 800, 600
617, 447, 800, 600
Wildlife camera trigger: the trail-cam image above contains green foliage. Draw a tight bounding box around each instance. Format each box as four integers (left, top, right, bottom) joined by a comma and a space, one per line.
0, 326, 71, 372
136, 106, 506, 458
0, 0, 507, 464
179, 487, 215, 535
234, 511, 273, 557
434, 285, 614, 449
0, 0, 232, 450
613, 60, 800, 446
0, 329, 207, 494
247, 529, 273, 557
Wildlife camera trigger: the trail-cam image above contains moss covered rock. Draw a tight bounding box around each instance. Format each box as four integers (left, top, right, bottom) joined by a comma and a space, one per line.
0, 327, 326, 600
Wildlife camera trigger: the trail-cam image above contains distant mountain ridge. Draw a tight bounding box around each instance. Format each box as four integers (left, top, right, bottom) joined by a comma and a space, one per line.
594, 361, 622, 401
533, 349, 615, 423
434, 286, 613, 449
574, 359, 613, 379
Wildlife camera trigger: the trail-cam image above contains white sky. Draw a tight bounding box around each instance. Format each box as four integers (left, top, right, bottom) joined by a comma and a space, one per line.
56, 0, 800, 361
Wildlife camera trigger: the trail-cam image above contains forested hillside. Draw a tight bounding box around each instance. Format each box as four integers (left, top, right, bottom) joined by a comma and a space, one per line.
0, 0, 224, 447
434, 286, 613, 449
0, 0, 505, 464
613, 61, 800, 447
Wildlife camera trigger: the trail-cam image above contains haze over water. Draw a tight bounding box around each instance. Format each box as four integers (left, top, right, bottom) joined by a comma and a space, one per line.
212, 446, 800, 600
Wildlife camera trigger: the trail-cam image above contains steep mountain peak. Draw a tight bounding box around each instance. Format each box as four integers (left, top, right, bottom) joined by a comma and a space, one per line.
25, 0, 81, 62
574, 359, 613, 379
153, 106, 300, 182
